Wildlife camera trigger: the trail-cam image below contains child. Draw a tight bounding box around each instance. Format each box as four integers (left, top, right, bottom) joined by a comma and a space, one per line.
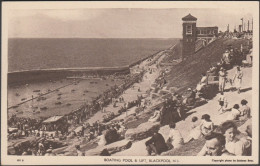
218, 92, 228, 114
200, 114, 214, 137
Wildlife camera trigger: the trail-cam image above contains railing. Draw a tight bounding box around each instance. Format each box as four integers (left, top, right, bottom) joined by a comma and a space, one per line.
195, 40, 205, 52
195, 37, 217, 53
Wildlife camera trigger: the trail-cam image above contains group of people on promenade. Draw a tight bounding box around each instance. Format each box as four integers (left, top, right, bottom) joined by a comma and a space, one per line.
144, 42, 252, 156
8, 52, 167, 156
8, 41, 253, 157
8, 68, 147, 153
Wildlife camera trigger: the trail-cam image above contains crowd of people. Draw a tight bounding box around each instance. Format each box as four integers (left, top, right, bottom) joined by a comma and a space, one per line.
8, 69, 147, 154
7, 39, 253, 157
144, 42, 252, 156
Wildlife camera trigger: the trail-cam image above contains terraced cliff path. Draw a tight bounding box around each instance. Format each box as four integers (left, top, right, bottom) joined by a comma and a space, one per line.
113, 38, 252, 156
113, 65, 252, 156
87, 51, 166, 125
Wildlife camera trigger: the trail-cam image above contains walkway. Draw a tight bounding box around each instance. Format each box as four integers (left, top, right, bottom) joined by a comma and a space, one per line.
114, 66, 252, 156
87, 51, 167, 124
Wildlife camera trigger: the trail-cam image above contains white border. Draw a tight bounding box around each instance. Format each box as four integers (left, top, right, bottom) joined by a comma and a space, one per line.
1, 1, 259, 165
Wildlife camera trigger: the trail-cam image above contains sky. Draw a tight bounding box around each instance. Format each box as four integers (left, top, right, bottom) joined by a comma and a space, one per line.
8, 8, 253, 38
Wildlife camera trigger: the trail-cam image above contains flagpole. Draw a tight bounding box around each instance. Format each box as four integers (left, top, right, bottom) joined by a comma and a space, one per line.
241, 18, 243, 32
252, 18, 253, 32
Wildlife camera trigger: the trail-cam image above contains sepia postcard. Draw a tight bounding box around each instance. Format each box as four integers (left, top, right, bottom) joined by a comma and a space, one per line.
1, 1, 259, 165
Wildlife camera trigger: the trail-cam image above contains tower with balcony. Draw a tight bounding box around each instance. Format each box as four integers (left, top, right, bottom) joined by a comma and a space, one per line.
182, 14, 197, 59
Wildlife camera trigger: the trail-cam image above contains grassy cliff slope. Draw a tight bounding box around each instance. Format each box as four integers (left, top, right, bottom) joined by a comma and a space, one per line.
166, 38, 249, 93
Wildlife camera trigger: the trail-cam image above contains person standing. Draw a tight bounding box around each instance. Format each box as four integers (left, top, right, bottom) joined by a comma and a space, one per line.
218, 92, 228, 114
233, 66, 243, 94
218, 67, 226, 93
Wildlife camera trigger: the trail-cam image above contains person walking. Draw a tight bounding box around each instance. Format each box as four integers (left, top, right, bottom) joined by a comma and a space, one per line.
218, 92, 228, 114
218, 67, 226, 93
233, 66, 243, 94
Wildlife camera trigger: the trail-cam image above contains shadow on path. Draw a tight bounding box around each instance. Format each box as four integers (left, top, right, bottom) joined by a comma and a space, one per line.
240, 87, 252, 93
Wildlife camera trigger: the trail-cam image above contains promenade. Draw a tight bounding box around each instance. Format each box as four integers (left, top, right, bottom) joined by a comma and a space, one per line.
87, 51, 166, 124
113, 65, 252, 156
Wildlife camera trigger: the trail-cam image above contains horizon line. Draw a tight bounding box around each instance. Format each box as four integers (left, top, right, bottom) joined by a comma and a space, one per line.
8, 37, 182, 39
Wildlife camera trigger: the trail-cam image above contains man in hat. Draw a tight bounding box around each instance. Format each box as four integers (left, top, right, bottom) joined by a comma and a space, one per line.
218, 67, 226, 93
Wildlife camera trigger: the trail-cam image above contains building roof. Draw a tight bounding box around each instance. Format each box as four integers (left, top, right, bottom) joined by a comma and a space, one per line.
42, 115, 63, 123
196, 26, 218, 30
182, 14, 197, 21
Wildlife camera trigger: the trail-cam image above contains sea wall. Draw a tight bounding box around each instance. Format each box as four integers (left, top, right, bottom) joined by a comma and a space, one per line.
8, 67, 130, 85
128, 49, 165, 68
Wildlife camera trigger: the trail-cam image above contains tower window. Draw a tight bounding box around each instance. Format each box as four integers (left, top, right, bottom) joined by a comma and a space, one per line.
186, 25, 192, 34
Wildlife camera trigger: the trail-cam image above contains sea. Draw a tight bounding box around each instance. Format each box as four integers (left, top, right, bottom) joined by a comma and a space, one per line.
7, 38, 179, 119
8, 38, 179, 72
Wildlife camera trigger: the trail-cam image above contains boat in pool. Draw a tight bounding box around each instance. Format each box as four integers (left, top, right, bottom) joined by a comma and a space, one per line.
12, 105, 19, 109
41, 97, 47, 100
55, 101, 62, 105
16, 111, 23, 114
40, 107, 48, 110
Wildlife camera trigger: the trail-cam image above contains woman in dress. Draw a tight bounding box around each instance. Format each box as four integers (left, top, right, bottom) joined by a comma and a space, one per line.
233, 66, 243, 94
98, 130, 107, 146
167, 122, 184, 149
239, 99, 251, 121
184, 116, 202, 143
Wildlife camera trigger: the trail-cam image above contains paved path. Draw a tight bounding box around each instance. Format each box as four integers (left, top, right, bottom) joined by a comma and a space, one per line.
87, 51, 166, 124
